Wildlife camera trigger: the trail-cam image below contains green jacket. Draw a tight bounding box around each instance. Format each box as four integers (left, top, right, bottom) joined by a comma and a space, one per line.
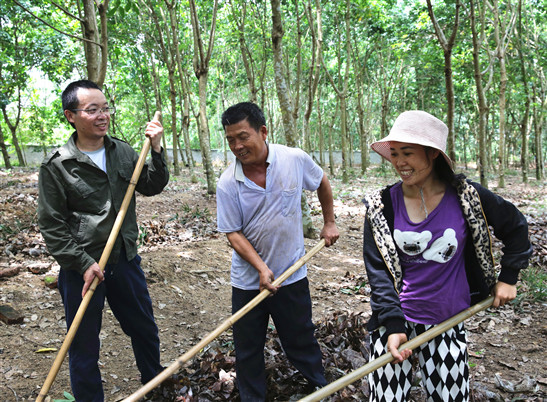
38, 133, 169, 274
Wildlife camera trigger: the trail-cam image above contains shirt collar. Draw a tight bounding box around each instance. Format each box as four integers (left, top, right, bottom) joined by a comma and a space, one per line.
234, 142, 272, 182
69, 132, 113, 151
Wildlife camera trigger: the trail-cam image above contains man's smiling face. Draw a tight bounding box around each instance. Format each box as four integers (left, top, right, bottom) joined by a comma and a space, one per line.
225, 118, 268, 166
64, 88, 110, 142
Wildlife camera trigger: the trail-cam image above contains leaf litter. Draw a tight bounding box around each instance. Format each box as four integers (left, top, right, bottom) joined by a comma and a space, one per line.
0, 168, 545, 401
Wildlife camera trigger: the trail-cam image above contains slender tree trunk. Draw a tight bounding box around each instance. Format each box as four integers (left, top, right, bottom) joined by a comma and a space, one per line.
1, 101, 24, 166
80, 0, 108, 87
0, 124, 12, 168
426, 0, 461, 162
532, 84, 545, 181
339, 95, 348, 181
7, 125, 25, 166
321, 0, 352, 182
231, 1, 258, 103
302, 0, 322, 154
147, 56, 170, 165
516, 0, 530, 183
189, 0, 218, 194
375, 42, 404, 143
161, 2, 180, 176
182, 85, 195, 170
270, 0, 297, 146
176, 132, 186, 166
316, 85, 324, 168
470, 0, 492, 187
147, 1, 179, 175
167, 72, 180, 176
169, 0, 193, 171
444, 50, 456, 163
196, 72, 215, 191
491, 0, 516, 188
147, 0, 180, 176
327, 100, 339, 178
291, 0, 304, 140
352, 42, 372, 174
497, 59, 508, 188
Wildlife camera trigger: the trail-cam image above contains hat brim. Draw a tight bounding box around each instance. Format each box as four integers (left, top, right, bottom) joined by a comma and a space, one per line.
371, 133, 454, 171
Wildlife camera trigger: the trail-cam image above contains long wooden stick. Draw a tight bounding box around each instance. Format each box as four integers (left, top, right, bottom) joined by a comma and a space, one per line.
299, 295, 495, 401
122, 238, 327, 401
36, 111, 162, 402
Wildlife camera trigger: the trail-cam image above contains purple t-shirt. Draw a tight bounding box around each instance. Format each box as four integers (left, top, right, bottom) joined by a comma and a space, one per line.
391, 182, 471, 325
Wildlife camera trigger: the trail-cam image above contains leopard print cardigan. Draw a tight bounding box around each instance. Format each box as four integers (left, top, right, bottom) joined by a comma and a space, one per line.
364, 178, 497, 292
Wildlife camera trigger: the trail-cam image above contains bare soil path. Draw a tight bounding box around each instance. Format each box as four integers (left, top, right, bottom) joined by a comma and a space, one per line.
1, 166, 545, 401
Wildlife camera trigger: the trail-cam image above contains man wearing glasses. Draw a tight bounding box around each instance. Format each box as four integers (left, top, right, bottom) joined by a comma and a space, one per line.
38, 79, 169, 401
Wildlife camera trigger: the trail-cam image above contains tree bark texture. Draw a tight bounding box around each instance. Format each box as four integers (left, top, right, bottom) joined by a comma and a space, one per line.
1, 92, 25, 167
0, 124, 12, 169
270, 0, 297, 147
302, 0, 323, 154
516, 0, 530, 183
81, 0, 108, 87
470, 0, 490, 187
189, 0, 218, 194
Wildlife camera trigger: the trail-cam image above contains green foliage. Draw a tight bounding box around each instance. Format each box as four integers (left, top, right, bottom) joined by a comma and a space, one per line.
514, 265, 547, 305
137, 224, 148, 247
1, 0, 545, 177
177, 203, 211, 225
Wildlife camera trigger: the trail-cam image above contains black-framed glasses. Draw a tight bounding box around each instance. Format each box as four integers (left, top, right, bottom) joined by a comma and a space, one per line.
71, 107, 116, 116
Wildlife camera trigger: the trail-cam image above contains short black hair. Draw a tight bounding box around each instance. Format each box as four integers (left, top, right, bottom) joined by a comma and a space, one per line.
221, 102, 266, 132
61, 80, 101, 128
62, 80, 101, 111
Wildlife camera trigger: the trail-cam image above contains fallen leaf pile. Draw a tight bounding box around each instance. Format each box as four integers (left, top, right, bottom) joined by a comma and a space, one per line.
144, 311, 372, 401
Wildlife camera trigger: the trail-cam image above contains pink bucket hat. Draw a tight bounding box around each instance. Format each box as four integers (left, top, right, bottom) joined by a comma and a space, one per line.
370, 110, 453, 170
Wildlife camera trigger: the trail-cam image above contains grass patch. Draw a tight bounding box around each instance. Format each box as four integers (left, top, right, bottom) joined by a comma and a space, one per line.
514, 265, 547, 305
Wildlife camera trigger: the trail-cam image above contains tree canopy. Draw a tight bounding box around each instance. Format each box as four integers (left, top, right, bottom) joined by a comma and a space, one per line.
1, 0, 545, 190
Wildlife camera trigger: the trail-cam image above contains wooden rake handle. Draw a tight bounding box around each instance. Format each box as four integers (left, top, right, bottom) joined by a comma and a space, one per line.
36, 111, 162, 402
299, 295, 495, 401
122, 238, 327, 401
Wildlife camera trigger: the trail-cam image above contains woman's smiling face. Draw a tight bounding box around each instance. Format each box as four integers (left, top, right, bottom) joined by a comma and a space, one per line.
389, 141, 439, 186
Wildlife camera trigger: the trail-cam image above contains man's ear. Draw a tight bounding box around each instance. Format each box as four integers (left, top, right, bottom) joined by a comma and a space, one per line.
260, 125, 268, 140
64, 109, 75, 124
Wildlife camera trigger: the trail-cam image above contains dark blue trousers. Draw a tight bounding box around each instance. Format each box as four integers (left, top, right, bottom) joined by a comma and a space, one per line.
232, 277, 326, 402
58, 250, 162, 402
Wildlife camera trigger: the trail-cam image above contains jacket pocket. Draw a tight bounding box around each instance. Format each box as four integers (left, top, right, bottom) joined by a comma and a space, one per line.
73, 179, 97, 199
118, 161, 135, 183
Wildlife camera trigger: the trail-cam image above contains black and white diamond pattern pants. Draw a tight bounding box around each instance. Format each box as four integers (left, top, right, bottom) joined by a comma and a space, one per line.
368, 322, 469, 402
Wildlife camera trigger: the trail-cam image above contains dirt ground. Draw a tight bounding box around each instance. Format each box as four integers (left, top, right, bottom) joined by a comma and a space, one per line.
0, 165, 546, 401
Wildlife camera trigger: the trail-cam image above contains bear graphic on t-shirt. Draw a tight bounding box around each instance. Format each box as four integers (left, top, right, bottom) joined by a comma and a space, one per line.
394, 229, 432, 256
422, 228, 458, 263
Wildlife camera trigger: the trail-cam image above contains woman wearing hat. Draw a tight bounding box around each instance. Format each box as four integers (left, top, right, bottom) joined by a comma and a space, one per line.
363, 110, 532, 401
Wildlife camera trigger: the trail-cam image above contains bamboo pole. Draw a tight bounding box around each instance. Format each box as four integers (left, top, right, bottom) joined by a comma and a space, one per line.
122, 238, 327, 401
299, 295, 495, 402
36, 112, 162, 402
